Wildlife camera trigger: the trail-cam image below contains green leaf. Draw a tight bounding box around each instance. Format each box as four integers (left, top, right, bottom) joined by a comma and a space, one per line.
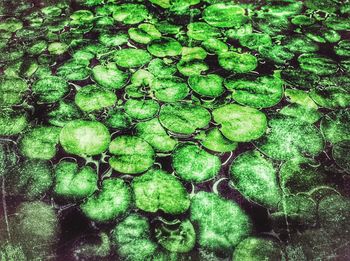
132, 168, 190, 214
172, 143, 221, 183
212, 104, 267, 142
109, 136, 155, 174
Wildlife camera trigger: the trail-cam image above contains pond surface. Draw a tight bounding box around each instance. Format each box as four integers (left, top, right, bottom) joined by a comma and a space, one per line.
0, 0, 350, 260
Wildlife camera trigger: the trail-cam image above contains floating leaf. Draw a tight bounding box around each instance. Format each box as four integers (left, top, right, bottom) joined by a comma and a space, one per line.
151, 76, 189, 102
32, 76, 69, 103
298, 53, 338, 76
136, 118, 177, 152
172, 143, 221, 183
230, 150, 281, 208
159, 102, 211, 135
75, 85, 117, 112
92, 64, 128, 90
196, 128, 238, 153
53, 160, 98, 200
212, 104, 267, 142
256, 116, 324, 160
132, 168, 190, 214
19, 126, 61, 160
190, 192, 252, 253
233, 238, 283, 261
156, 219, 196, 253
124, 99, 159, 120
114, 49, 152, 68
218, 52, 257, 73
112, 4, 148, 24
109, 135, 155, 174
187, 22, 220, 41
224, 73, 284, 108
0, 109, 28, 136
80, 178, 131, 222
147, 37, 182, 57
203, 4, 247, 28
321, 109, 350, 144
332, 140, 350, 173
60, 120, 111, 156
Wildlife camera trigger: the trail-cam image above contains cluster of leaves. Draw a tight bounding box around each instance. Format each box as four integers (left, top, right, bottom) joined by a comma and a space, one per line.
0, 0, 350, 260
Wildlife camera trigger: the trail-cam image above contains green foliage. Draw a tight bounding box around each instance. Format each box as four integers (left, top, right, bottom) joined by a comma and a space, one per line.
190, 192, 252, 254
60, 120, 111, 156
1, 0, 350, 259
53, 160, 97, 199
80, 178, 131, 222
109, 135, 155, 174
132, 168, 190, 214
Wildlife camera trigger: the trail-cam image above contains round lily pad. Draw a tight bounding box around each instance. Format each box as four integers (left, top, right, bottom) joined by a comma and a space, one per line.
279, 158, 327, 194
99, 32, 128, 47
19, 126, 61, 160
75, 85, 117, 112
109, 136, 155, 174
259, 45, 294, 65
0, 17, 23, 32
0, 109, 28, 136
172, 143, 221, 183
155, 219, 196, 253
32, 76, 69, 103
281, 68, 320, 90
239, 33, 272, 50
279, 104, 322, 124
202, 37, 229, 54
256, 116, 324, 160
203, 4, 247, 28
114, 49, 152, 68
104, 109, 132, 130
230, 150, 281, 208
136, 118, 177, 153
48, 42, 69, 55
147, 37, 182, 57
195, 128, 238, 153
132, 168, 190, 214
124, 99, 159, 120
7, 160, 53, 200
47, 101, 83, 127
332, 140, 350, 173
80, 178, 131, 222
70, 10, 94, 25
187, 22, 220, 41
0, 77, 28, 106
224, 73, 284, 108
188, 74, 224, 98
212, 104, 267, 142
310, 87, 350, 109
148, 58, 177, 77
176, 59, 209, 76
159, 102, 211, 135
335, 40, 350, 57
151, 76, 189, 102
60, 120, 111, 156
298, 54, 338, 76
54, 160, 97, 200
92, 64, 128, 90
233, 237, 283, 261
56, 60, 91, 81
190, 192, 251, 253
218, 52, 257, 73
320, 109, 350, 144
112, 4, 148, 25
128, 23, 161, 44
181, 47, 207, 62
